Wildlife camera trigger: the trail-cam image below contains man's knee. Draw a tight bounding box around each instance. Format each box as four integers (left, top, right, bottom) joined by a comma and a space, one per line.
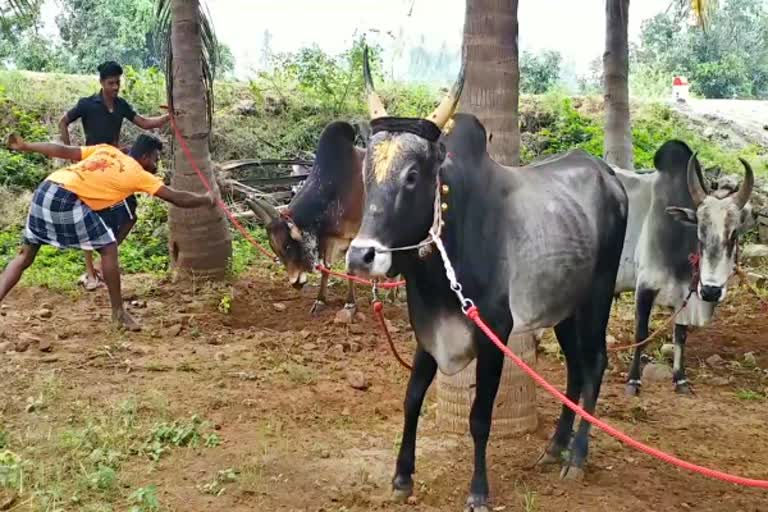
97, 242, 118, 258
19, 244, 39, 268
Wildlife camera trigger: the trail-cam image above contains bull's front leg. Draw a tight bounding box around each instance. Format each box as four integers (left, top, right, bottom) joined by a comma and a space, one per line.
391, 347, 437, 502
625, 286, 658, 396
344, 278, 356, 312
465, 341, 505, 512
672, 323, 691, 394
310, 271, 329, 316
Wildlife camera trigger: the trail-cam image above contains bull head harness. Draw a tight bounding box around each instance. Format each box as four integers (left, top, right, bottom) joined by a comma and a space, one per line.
367, 117, 450, 259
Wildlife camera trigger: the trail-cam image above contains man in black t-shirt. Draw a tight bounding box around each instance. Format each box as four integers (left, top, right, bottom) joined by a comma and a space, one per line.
58, 61, 170, 290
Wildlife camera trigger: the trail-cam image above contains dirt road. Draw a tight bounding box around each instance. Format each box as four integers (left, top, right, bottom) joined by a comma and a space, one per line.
672, 98, 768, 148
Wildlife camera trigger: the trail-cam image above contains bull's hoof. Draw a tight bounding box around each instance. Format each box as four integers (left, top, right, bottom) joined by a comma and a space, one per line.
464, 494, 490, 512
624, 382, 641, 397
310, 300, 326, 316
534, 450, 561, 466
391, 488, 411, 503
391, 475, 413, 503
674, 380, 693, 395
560, 464, 585, 481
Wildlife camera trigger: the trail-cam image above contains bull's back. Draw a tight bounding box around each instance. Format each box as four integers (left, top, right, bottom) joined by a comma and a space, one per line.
502, 150, 626, 332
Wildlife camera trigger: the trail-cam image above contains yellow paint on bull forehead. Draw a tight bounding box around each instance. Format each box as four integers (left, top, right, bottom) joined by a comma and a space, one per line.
373, 139, 401, 183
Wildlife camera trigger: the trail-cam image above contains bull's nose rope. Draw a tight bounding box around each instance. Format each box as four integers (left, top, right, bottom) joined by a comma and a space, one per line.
431, 232, 768, 489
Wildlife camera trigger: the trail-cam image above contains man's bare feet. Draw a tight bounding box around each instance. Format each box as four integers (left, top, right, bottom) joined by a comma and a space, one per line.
112, 308, 141, 332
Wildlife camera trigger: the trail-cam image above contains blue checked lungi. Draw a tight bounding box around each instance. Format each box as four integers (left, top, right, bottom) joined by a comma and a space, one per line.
96, 194, 137, 235
23, 180, 117, 250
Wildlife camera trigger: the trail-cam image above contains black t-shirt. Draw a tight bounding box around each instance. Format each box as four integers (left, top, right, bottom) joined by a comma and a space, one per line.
66, 92, 137, 146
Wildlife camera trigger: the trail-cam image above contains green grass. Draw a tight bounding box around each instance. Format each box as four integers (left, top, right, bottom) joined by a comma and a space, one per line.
0, 378, 222, 511
735, 389, 766, 401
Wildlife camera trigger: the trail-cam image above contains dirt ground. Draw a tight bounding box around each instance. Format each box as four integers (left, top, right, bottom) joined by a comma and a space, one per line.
1, 268, 768, 512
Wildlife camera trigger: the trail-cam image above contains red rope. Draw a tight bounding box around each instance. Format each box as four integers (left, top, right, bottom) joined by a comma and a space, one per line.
607, 252, 700, 352
167, 113, 277, 262
314, 264, 405, 289
373, 301, 412, 370
464, 305, 768, 489
171, 110, 768, 487
168, 112, 406, 289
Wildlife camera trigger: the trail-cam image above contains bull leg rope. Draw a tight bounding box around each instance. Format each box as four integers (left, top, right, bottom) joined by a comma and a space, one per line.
170, 110, 768, 489
606, 251, 700, 353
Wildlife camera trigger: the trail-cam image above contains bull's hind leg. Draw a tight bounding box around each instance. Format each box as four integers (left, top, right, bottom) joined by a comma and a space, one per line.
672, 323, 692, 394
391, 347, 437, 502
561, 291, 613, 480
625, 287, 658, 396
465, 338, 507, 512
536, 316, 581, 467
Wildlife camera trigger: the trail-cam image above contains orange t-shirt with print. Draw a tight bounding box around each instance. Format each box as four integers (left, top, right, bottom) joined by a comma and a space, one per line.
47, 144, 164, 211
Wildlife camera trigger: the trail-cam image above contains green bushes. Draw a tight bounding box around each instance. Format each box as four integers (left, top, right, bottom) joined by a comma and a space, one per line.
0, 53, 765, 290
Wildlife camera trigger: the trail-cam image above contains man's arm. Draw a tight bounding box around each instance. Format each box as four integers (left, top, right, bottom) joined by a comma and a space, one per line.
122, 100, 170, 131
154, 185, 216, 209
59, 99, 84, 146
6, 134, 82, 162
132, 113, 171, 130
58, 113, 73, 145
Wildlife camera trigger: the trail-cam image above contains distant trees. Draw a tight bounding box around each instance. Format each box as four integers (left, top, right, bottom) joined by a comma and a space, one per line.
0, 0, 235, 75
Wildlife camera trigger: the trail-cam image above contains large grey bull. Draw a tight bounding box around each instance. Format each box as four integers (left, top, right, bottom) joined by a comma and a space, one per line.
345, 48, 629, 511
612, 141, 755, 395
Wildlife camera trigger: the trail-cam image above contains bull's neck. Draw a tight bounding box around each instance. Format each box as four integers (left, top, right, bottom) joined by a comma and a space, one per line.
399, 169, 477, 315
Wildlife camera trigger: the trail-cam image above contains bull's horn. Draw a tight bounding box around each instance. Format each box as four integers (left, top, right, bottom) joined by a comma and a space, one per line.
687, 152, 707, 206
245, 197, 279, 225
363, 46, 387, 120
425, 49, 467, 130
735, 157, 754, 210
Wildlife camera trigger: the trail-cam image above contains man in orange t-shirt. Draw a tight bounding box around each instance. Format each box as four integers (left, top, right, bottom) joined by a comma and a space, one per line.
1, 133, 216, 331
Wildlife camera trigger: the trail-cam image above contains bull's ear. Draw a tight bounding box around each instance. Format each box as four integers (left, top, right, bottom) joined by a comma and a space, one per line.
738, 205, 757, 232
666, 206, 698, 224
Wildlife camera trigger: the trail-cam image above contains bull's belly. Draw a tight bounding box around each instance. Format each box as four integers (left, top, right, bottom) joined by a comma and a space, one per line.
418, 313, 477, 376
509, 307, 572, 334
507, 256, 595, 333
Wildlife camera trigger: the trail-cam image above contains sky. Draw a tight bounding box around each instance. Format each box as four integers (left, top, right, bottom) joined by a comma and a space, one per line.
205, 0, 672, 79
39, 0, 674, 82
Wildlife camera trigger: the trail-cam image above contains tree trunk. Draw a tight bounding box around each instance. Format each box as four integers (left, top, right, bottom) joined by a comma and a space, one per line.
603, 0, 633, 169
168, 0, 232, 278
459, 0, 520, 166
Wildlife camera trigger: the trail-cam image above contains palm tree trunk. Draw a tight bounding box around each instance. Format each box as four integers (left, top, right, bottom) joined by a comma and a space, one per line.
441, 1, 534, 435
460, 0, 520, 166
168, 0, 232, 278
603, 0, 633, 169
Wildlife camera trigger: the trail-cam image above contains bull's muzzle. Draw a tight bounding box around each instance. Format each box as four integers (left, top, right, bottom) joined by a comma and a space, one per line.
346, 246, 376, 276
346, 239, 392, 277
699, 283, 725, 303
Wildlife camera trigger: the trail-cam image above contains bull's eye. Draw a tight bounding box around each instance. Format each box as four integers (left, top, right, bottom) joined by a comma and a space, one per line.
404, 170, 419, 188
